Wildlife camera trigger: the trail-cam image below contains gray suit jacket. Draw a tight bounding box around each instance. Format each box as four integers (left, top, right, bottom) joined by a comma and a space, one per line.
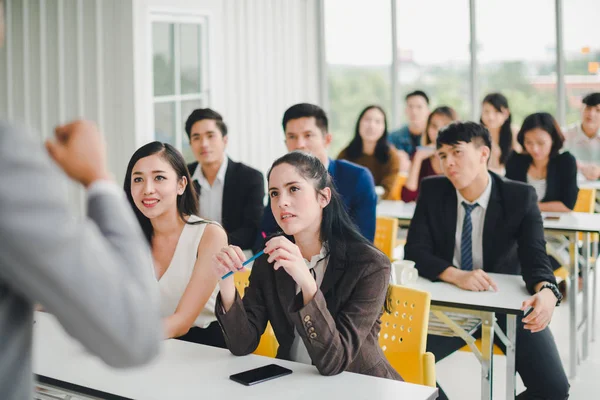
216, 241, 402, 381
0, 122, 162, 399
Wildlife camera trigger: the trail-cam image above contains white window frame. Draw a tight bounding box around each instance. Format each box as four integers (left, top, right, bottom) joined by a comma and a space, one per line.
149, 11, 211, 152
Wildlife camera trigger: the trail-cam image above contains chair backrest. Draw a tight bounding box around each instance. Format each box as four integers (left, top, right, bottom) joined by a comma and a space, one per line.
574, 188, 597, 213
233, 270, 251, 297
389, 174, 408, 201
375, 217, 399, 260
379, 284, 432, 385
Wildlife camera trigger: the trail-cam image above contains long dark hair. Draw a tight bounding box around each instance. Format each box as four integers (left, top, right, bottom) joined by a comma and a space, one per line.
422, 106, 458, 146
123, 141, 202, 245
481, 93, 513, 165
267, 151, 374, 264
344, 105, 390, 164
517, 112, 565, 158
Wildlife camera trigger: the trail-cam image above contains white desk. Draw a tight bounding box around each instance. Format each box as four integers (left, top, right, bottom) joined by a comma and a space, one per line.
542, 212, 600, 378
402, 273, 529, 400
377, 200, 415, 226
33, 313, 438, 400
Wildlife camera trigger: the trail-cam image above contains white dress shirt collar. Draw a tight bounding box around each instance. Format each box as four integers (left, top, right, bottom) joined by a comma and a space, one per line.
456, 172, 493, 210
192, 156, 228, 189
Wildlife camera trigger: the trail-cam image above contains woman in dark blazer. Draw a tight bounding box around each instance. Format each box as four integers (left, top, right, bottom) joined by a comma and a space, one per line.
506, 112, 579, 212
211, 151, 401, 381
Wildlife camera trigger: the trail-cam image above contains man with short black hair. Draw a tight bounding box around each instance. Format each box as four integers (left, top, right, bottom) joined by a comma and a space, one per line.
405, 122, 569, 400
255, 103, 376, 251
563, 92, 600, 180
186, 108, 264, 250
389, 90, 431, 162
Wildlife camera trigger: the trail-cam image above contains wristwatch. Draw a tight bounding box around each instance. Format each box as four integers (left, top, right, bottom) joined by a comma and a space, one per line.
540, 283, 563, 306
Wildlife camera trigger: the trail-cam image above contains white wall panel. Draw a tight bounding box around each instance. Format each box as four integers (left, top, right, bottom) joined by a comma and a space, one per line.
1, 0, 136, 215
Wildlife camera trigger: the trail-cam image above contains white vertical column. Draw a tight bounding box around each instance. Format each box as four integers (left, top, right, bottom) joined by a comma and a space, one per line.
95, 0, 104, 130
555, 0, 566, 126
40, 0, 48, 136
76, 0, 84, 116
22, 0, 30, 123
6, 0, 13, 119
57, 0, 65, 122
469, 0, 479, 121
390, 0, 399, 127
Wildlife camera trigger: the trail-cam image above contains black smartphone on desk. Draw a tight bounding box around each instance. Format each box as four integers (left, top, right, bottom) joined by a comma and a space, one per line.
230, 364, 292, 386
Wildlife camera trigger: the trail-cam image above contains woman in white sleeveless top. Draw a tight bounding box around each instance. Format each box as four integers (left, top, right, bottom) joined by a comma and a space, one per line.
124, 142, 228, 347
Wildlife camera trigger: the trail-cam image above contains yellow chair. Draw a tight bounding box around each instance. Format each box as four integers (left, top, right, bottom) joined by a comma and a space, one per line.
233, 270, 279, 358
375, 216, 399, 261
379, 284, 436, 387
389, 174, 408, 201
574, 188, 596, 213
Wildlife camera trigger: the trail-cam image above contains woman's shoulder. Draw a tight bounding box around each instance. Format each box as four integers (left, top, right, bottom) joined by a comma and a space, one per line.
344, 241, 390, 271
555, 151, 576, 162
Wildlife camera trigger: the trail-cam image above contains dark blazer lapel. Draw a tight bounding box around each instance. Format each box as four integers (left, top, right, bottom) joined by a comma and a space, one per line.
442, 182, 458, 262
319, 255, 345, 298
221, 158, 236, 226
482, 175, 502, 270
275, 266, 297, 325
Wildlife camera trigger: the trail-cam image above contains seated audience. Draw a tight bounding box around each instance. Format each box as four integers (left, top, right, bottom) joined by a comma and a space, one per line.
255, 103, 376, 250
124, 142, 227, 347
337, 105, 400, 199
389, 90, 431, 170
404, 122, 569, 400
212, 151, 401, 380
401, 106, 458, 202
506, 112, 578, 212
480, 93, 519, 175
185, 108, 264, 250
563, 92, 600, 181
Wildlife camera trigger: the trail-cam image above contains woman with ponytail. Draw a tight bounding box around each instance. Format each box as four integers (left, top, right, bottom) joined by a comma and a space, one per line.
211, 151, 401, 380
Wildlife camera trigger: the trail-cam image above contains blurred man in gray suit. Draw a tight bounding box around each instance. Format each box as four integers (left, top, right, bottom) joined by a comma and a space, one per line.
0, 119, 163, 398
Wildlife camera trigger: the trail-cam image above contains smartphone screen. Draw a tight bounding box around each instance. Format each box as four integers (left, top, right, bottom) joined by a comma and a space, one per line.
230, 364, 292, 386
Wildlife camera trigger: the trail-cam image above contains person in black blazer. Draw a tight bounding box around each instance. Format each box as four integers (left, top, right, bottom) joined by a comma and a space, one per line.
185, 109, 264, 250
405, 122, 569, 400
506, 112, 579, 212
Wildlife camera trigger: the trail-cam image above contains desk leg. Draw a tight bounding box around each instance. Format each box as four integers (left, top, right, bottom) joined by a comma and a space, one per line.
481, 313, 494, 400
568, 232, 579, 379
593, 235, 598, 343
583, 232, 591, 360
505, 315, 517, 400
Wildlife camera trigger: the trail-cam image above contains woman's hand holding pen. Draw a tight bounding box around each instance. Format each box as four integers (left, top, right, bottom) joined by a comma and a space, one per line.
264, 236, 318, 305
212, 244, 246, 311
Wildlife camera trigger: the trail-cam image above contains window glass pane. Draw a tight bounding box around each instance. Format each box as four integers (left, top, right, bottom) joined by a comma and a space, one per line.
180, 100, 204, 163
396, 0, 470, 121
325, 0, 392, 157
154, 102, 176, 146
564, 0, 600, 125
477, 0, 557, 126
153, 23, 175, 96
180, 24, 202, 95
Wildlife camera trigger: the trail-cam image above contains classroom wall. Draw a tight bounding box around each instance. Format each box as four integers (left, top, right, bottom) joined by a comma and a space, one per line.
1, 0, 322, 212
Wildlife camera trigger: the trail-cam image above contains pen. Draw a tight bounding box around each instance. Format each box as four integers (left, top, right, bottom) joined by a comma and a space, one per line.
221, 250, 264, 280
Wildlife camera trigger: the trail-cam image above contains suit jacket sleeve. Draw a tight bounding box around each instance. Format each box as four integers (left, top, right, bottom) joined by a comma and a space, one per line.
227, 168, 265, 249
215, 257, 270, 355
0, 122, 161, 368
404, 180, 455, 280
288, 252, 390, 376
557, 152, 579, 210
517, 185, 557, 293
351, 168, 377, 242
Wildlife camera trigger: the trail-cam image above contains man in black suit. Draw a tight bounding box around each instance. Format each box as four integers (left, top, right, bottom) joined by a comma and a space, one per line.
185, 109, 264, 250
405, 122, 569, 400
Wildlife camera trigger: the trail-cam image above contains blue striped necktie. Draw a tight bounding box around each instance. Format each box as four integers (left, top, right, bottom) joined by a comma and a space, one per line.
460, 202, 479, 271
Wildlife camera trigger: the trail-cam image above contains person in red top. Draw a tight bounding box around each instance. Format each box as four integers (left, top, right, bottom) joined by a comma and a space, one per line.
401, 106, 458, 202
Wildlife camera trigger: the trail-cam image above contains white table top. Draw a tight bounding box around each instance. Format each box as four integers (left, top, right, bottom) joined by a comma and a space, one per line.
33, 313, 438, 400
404, 273, 530, 315
377, 200, 416, 220
542, 212, 600, 233
577, 175, 600, 190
